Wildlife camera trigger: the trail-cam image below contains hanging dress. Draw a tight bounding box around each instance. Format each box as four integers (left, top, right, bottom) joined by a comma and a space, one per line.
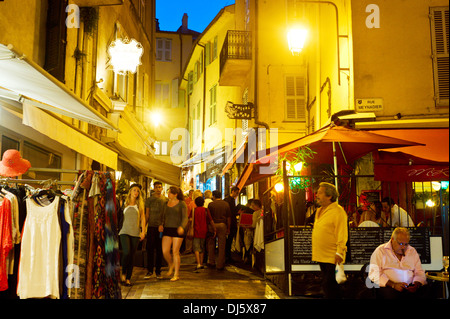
17, 196, 61, 299
0, 197, 13, 292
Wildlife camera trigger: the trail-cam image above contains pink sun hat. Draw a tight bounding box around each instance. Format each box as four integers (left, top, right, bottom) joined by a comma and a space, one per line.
0, 149, 31, 177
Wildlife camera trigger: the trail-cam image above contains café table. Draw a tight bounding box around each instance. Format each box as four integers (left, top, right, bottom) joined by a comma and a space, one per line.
426, 272, 449, 299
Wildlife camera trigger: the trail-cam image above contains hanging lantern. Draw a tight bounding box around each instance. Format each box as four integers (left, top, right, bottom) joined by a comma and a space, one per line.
108, 38, 143, 75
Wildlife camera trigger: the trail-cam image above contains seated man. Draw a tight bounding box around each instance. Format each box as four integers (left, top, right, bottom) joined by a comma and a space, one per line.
381, 197, 414, 227
368, 227, 427, 299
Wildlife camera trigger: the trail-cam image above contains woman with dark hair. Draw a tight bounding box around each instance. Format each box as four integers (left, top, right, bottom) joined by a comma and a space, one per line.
158, 186, 187, 281
359, 201, 384, 227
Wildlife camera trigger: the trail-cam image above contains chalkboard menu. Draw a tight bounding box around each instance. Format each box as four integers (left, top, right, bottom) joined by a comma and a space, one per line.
291, 227, 315, 264
290, 226, 431, 265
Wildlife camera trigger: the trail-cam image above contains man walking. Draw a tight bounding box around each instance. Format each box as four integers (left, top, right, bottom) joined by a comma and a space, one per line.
224, 186, 241, 263
311, 182, 348, 299
144, 181, 167, 279
207, 190, 231, 270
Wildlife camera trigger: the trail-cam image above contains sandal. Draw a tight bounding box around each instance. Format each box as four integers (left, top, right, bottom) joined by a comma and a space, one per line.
170, 276, 180, 282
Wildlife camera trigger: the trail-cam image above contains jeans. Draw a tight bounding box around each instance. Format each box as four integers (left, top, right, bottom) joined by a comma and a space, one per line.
120, 234, 140, 280
146, 226, 162, 274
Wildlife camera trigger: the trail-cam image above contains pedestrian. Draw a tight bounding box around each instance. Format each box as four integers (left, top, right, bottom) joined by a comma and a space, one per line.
185, 189, 203, 254
159, 186, 188, 281
144, 181, 167, 279
381, 197, 414, 227
192, 196, 216, 270
224, 186, 241, 264
118, 183, 146, 286
204, 190, 213, 208
311, 182, 348, 299
368, 227, 427, 299
207, 190, 231, 270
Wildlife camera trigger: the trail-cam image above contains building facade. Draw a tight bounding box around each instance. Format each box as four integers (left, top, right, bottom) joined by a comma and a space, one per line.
0, 0, 180, 189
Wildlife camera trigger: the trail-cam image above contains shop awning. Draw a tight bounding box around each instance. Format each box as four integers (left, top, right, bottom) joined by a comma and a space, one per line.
22, 102, 118, 170
0, 44, 118, 131
181, 147, 225, 167
112, 142, 181, 186
370, 129, 449, 182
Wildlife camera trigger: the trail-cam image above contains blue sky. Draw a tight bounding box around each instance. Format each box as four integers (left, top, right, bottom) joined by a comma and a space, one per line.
156, 0, 235, 33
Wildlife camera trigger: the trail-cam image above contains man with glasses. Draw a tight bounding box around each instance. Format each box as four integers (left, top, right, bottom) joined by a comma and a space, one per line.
368, 227, 427, 299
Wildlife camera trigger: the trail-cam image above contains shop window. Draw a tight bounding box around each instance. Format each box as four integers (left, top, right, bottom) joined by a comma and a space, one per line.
22, 141, 61, 181
1, 135, 19, 156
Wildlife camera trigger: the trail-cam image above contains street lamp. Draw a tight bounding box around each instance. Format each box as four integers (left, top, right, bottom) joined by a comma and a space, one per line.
287, 27, 308, 55
150, 111, 163, 127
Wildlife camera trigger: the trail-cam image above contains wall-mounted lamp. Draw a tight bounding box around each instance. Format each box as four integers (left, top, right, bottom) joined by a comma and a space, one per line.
275, 182, 284, 193
287, 27, 308, 56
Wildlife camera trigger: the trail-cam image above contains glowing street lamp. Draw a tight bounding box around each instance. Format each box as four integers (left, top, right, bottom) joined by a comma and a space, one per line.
108, 38, 143, 75
150, 111, 163, 127
287, 27, 308, 56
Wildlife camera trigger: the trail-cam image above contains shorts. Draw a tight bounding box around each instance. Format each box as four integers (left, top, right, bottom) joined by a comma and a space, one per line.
193, 238, 206, 253
163, 227, 185, 238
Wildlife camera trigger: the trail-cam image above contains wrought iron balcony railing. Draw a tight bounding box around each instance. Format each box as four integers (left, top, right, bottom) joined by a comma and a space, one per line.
220, 30, 252, 75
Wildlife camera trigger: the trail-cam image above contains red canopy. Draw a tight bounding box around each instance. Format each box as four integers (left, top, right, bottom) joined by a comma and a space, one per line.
255, 124, 423, 166
371, 129, 449, 182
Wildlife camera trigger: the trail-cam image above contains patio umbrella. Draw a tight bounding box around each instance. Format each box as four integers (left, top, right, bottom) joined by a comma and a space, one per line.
255, 124, 424, 189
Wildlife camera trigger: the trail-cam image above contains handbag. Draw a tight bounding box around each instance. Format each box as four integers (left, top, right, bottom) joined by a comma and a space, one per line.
335, 263, 347, 284
186, 207, 195, 239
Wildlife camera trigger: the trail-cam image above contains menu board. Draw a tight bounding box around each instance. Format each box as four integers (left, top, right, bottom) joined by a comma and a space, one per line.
291, 227, 315, 264
290, 226, 431, 265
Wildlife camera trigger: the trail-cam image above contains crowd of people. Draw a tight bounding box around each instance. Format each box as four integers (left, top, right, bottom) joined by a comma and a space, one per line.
117, 183, 261, 284
117, 181, 432, 300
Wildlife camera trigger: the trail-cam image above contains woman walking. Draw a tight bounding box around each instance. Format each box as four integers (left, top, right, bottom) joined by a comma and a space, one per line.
159, 186, 188, 281
118, 184, 146, 286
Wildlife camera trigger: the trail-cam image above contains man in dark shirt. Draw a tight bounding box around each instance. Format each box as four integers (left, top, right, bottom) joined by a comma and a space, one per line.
207, 190, 231, 270
224, 186, 241, 264
144, 181, 167, 279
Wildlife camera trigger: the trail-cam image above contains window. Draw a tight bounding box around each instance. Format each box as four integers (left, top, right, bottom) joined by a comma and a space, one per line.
22, 141, 61, 180
285, 75, 306, 121
196, 101, 201, 140
430, 7, 449, 107
138, 0, 146, 26
209, 85, 217, 125
188, 71, 194, 95
156, 38, 172, 61
113, 72, 128, 102
44, 0, 67, 82
155, 82, 170, 108
1, 135, 19, 155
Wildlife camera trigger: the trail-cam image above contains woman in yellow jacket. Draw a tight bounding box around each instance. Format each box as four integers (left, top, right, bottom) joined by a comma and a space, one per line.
311, 182, 348, 299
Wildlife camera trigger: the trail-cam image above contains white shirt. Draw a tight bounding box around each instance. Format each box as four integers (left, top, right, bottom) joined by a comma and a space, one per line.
368, 241, 426, 287
387, 204, 414, 227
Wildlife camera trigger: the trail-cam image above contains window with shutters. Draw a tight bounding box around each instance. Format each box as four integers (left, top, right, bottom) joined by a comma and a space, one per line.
210, 85, 217, 125
430, 7, 449, 107
285, 75, 306, 121
44, 0, 68, 82
188, 71, 194, 95
155, 82, 170, 108
156, 38, 172, 61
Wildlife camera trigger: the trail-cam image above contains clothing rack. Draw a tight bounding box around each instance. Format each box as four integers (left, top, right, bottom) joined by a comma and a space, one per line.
0, 177, 75, 186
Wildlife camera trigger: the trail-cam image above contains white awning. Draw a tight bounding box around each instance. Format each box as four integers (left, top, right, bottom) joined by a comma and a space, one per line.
112, 142, 181, 186
0, 44, 118, 131
22, 102, 118, 170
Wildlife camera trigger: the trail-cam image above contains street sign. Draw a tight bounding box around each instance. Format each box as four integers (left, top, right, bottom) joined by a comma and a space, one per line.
356, 98, 384, 112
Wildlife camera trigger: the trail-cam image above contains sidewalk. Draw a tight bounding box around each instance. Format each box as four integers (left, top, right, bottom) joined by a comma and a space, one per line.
121, 253, 292, 299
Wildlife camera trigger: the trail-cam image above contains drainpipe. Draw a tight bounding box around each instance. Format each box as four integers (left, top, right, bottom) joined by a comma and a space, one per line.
253, 0, 270, 132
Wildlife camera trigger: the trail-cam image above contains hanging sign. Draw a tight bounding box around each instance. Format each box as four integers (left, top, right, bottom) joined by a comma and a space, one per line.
108, 38, 143, 75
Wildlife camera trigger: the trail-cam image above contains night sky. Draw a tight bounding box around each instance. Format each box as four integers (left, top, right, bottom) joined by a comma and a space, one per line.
156, 0, 235, 33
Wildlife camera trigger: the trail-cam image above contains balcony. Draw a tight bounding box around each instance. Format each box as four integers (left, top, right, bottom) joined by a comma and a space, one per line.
219, 30, 252, 86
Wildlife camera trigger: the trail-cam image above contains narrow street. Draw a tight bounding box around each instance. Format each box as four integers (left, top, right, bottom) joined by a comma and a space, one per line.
121, 253, 292, 299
